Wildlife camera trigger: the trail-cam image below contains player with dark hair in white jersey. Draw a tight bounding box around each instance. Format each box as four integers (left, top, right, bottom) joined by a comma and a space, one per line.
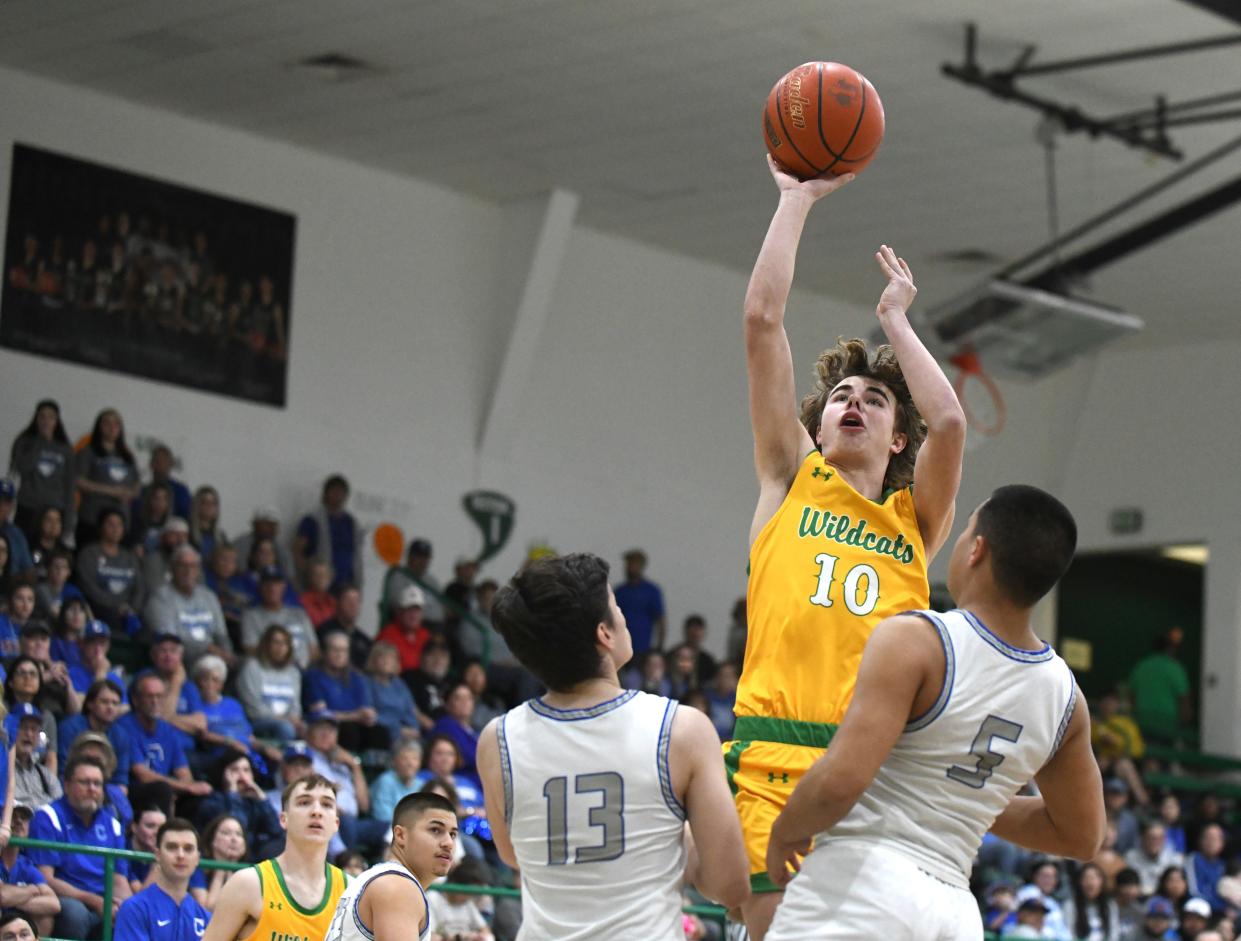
477, 552, 750, 941
324, 791, 458, 941
764, 484, 1106, 941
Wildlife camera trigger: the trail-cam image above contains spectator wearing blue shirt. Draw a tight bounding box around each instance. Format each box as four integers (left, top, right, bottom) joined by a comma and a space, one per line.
0, 805, 61, 937
194, 752, 283, 861
130, 445, 192, 525
303, 629, 388, 754
428, 683, 480, 773
613, 548, 666, 654
50, 597, 91, 670
305, 713, 388, 854
114, 816, 211, 941
65, 619, 128, 701
365, 641, 421, 746
414, 735, 485, 810
705, 661, 739, 742
1186, 823, 1229, 914
58, 678, 131, 787
369, 741, 423, 826
66, 731, 134, 830
293, 475, 362, 593
117, 673, 211, 814
144, 633, 209, 754
189, 655, 282, 773
28, 754, 132, 940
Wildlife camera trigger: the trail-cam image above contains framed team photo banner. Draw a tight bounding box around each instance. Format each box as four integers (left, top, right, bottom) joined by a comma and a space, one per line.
1, 143, 297, 407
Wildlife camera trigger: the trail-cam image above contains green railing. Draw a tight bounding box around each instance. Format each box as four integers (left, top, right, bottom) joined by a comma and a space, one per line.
11, 836, 246, 941
11, 836, 728, 940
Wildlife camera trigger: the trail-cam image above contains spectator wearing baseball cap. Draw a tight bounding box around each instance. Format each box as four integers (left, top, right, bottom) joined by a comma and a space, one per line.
1182, 897, 1213, 939
376, 584, 431, 673
239, 566, 318, 669
11, 702, 61, 811
1000, 885, 1051, 938
67, 620, 127, 700
1139, 897, 1177, 940
382, 538, 445, 626
17, 619, 79, 719
4, 656, 59, 773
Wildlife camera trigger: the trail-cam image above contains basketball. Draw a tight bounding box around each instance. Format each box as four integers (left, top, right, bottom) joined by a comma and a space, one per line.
762, 61, 885, 179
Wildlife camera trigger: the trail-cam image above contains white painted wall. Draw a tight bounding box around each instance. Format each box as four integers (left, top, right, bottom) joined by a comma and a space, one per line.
0, 65, 865, 659
3, 66, 1237, 753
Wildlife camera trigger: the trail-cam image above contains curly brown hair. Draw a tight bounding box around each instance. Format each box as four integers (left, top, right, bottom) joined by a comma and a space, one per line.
798, 338, 926, 494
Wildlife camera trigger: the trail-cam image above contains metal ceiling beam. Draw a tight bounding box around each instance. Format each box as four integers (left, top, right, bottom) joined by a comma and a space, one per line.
1181, 0, 1241, 26
1027, 174, 1241, 287
1003, 33, 1241, 77
941, 24, 1186, 160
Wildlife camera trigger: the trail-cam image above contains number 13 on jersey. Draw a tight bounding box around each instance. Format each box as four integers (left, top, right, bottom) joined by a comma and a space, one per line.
809, 552, 880, 616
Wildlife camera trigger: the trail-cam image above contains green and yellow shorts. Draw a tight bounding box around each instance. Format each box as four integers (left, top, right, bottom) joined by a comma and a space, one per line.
723, 715, 837, 893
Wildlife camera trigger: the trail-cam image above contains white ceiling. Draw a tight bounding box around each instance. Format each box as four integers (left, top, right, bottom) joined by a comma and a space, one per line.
1, 0, 1239, 348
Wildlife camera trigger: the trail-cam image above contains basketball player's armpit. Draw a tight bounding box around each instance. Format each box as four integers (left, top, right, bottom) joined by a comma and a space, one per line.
989, 698, 1105, 860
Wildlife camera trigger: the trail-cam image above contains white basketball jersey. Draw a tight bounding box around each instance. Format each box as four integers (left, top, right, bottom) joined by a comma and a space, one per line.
324, 861, 430, 941
824, 609, 1077, 888
498, 689, 687, 941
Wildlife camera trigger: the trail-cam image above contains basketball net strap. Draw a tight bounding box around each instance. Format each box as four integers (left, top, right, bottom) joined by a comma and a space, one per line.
949, 350, 1006, 437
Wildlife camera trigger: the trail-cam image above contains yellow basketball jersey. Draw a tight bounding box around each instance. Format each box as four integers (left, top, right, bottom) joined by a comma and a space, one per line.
242, 858, 346, 941
738, 450, 929, 726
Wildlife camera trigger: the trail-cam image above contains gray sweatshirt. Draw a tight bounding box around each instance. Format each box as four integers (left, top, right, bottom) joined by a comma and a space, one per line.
9, 436, 77, 530
75, 543, 145, 615
235, 657, 302, 723
143, 583, 231, 666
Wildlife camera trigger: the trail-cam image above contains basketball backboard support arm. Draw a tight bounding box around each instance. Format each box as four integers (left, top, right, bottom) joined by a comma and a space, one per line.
941, 23, 1241, 160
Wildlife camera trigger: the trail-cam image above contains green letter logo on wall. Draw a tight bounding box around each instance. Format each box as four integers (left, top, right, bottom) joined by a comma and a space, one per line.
462, 490, 516, 564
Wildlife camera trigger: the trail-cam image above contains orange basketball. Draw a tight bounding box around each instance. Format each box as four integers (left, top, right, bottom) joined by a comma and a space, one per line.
762, 62, 885, 179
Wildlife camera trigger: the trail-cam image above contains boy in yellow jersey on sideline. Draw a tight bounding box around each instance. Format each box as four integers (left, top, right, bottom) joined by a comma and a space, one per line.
202, 774, 347, 941
733, 156, 967, 939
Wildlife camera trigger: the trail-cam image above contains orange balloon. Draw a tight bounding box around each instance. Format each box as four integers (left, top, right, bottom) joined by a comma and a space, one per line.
372, 522, 405, 566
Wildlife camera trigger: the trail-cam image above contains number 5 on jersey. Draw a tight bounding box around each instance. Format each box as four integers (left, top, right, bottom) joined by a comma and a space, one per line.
809, 552, 880, 616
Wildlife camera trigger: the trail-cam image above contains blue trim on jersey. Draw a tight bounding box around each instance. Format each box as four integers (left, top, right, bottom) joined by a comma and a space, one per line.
353, 869, 429, 941
905, 611, 956, 732
527, 689, 638, 721
961, 610, 1054, 663
497, 714, 514, 826
656, 699, 686, 820
1051, 682, 1078, 756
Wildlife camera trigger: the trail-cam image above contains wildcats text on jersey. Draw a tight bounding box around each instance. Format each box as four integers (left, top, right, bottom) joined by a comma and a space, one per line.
796, 505, 917, 565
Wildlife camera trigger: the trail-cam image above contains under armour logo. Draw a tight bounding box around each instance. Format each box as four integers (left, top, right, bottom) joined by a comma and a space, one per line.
811, 467, 833, 482
767, 772, 789, 784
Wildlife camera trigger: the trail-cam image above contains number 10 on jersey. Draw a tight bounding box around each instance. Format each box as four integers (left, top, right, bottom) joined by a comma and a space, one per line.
809, 552, 880, 616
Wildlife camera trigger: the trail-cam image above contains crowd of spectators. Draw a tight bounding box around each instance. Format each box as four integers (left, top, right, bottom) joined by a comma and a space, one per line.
0, 397, 1236, 941
5, 213, 289, 372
